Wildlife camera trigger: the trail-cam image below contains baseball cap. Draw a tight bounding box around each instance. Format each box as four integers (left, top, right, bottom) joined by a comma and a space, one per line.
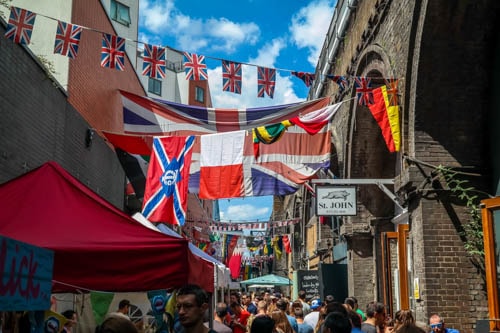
310, 299, 321, 310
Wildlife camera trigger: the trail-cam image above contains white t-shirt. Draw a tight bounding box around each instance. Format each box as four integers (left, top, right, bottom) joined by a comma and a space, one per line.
303, 311, 319, 329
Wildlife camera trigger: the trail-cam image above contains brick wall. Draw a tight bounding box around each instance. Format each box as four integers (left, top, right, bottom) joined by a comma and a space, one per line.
317, 0, 498, 331
68, 0, 146, 134
0, 23, 124, 207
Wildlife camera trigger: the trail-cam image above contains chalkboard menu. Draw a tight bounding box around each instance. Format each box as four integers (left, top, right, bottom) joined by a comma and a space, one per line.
296, 270, 320, 301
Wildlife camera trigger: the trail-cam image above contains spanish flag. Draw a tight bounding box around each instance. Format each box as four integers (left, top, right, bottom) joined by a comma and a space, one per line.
368, 85, 400, 152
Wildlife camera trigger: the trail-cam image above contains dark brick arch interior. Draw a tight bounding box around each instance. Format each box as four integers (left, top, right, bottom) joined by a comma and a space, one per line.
348, 61, 396, 218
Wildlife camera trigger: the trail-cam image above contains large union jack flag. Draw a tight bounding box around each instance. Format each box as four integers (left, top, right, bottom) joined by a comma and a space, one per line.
222, 60, 242, 94
142, 136, 195, 226
183, 52, 208, 80
142, 44, 166, 79
4, 7, 36, 45
291, 71, 315, 87
355, 77, 374, 106
101, 33, 126, 71
257, 66, 276, 98
54, 21, 83, 59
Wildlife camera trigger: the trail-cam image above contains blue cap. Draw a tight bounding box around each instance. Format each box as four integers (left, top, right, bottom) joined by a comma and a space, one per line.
311, 299, 321, 310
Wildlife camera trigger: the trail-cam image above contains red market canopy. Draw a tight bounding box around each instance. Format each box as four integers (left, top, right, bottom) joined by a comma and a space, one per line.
0, 161, 213, 293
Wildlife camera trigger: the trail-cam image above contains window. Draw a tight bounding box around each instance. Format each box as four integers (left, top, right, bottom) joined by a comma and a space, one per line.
148, 78, 162, 96
195, 86, 204, 103
110, 0, 131, 26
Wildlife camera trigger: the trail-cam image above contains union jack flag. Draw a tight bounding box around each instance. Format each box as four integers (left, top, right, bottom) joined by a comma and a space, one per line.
222, 60, 242, 94
384, 78, 399, 106
4, 7, 36, 45
354, 77, 374, 106
327, 75, 349, 92
54, 21, 83, 59
142, 44, 166, 79
291, 71, 315, 87
257, 66, 276, 98
101, 33, 126, 71
183, 52, 208, 80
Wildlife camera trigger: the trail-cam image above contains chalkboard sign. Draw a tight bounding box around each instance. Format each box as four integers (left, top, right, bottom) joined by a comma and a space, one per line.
296, 270, 320, 301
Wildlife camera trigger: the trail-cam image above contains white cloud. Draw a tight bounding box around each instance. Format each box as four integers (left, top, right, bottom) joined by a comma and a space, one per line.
208, 38, 302, 108
221, 204, 271, 222
289, 0, 336, 67
139, 0, 260, 54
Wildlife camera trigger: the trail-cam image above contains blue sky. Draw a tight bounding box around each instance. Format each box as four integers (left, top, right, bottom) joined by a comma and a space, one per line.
138, 0, 336, 221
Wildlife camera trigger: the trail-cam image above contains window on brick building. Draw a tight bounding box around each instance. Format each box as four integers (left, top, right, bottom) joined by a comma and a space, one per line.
110, 0, 131, 26
148, 77, 162, 96
195, 86, 204, 103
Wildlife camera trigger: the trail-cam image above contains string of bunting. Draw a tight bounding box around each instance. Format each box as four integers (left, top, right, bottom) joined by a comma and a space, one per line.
5, 6, 398, 102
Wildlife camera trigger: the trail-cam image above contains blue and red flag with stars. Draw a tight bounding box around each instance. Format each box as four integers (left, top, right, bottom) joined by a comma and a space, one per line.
4, 7, 36, 45
142, 136, 195, 226
222, 60, 242, 94
257, 66, 276, 98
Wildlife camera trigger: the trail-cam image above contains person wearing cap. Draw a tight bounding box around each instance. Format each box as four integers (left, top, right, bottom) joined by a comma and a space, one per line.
325, 295, 335, 305
428, 314, 459, 333
303, 299, 322, 329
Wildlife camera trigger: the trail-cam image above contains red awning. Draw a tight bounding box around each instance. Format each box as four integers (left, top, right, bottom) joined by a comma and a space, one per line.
0, 161, 192, 293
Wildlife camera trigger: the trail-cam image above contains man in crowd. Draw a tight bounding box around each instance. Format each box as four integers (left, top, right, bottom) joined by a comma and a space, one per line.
176, 284, 216, 333
361, 302, 386, 333
109, 300, 131, 320
229, 301, 251, 333
205, 302, 232, 333
429, 314, 459, 333
303, 298, 322, 329
298, 290, 311, 316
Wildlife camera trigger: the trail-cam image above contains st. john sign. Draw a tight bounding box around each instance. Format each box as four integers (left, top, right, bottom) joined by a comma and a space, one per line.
0, 235, 54, 311
316, 186, 357, 216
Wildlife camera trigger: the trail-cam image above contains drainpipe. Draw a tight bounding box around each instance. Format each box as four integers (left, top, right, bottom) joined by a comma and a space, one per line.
313, 0, 358, 99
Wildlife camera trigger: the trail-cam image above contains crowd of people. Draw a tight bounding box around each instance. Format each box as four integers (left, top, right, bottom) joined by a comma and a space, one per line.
52, 284, 460, 333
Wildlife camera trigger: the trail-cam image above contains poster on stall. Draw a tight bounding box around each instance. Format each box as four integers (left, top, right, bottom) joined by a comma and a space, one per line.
0, 235, 54, 311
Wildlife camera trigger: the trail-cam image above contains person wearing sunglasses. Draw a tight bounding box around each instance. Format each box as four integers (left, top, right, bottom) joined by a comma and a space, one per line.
429, 314, 459, 333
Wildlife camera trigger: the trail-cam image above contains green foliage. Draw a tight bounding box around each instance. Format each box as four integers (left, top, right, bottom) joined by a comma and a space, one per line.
436, 165, 484, 257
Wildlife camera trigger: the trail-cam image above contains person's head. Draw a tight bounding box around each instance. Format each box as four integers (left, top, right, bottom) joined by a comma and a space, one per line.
429, 314, 446, 333
250, 315, 275, 333
310, 299, 322, 311
230, 292, 241, 305
293, 306, 305, 319
323, 312, 351, 333
176, 284, 209, 328
347, 310, 362, 329
325, 302, 348, 316
325, 295, 335, 304
350, 296, 359, 310
344, 297, 355, 309
257, 300, 268, 314
62, 310, 77, 328
215, 302, 228, 320
395, 309, 415, 327
276, 299, 288, 312
230, 302, 242, 316
366, 301, 386, 326
298, 290, 307, 301
118, 300, 130, 314
271, 310, 293, 333
99, 317, 138, 333
241, 294, 251, 305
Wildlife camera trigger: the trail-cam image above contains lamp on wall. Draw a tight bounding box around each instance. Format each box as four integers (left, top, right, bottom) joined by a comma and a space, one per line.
85, 128, 94, 148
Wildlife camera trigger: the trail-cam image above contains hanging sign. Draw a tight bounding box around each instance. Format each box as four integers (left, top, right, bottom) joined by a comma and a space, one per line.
316, 186, 357, 216
0, 235, 54, 311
